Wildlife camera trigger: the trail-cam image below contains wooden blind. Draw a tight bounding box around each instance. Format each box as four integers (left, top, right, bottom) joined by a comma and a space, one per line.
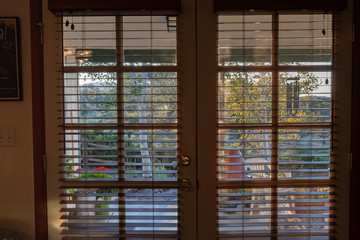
59, 14, 180, 239
216, 13, 335, 239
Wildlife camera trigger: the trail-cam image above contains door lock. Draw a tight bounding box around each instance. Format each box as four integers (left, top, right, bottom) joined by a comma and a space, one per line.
180, 155, 191, 166
180, 179, 191, 191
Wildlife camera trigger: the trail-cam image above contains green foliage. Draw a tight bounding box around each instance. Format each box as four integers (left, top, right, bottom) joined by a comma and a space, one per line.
70, 70, 178, 179
220, 188, 252, 201
95, 196, 110, 216
294, 187, 330, 200
78, 172, 112, 179
222, 69, 329, 156
77, 71, 177, 124
311, 187, 330, 199
224, 71, 323, 126
78, 72, 117, 123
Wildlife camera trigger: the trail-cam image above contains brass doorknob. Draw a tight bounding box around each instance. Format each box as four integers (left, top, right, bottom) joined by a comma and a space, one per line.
180, 155, 191, 166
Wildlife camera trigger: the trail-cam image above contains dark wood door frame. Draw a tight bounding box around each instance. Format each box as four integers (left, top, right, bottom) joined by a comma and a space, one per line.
30, 0, 48, 239
350, 0, 360, 239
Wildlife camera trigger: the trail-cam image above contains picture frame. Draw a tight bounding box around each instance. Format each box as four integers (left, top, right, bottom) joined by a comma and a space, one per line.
0, 17, 22, 101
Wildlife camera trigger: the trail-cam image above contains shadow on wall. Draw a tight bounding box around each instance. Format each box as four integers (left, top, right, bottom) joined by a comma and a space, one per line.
0, 219, 33, 240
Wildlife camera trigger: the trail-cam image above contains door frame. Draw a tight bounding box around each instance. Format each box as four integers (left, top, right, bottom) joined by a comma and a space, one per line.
37, 0, 355, 239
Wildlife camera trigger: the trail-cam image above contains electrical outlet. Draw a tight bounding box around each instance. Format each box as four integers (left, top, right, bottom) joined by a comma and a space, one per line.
0, 127, 15, 146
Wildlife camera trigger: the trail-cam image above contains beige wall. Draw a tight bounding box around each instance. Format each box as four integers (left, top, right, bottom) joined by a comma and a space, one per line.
0, 0, 35, 239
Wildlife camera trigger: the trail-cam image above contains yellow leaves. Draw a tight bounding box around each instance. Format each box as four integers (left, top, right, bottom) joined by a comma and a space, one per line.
278, 130, 301, 140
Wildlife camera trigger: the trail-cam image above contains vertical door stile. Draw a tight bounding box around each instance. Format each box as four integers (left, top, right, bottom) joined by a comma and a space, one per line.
177, 0, 198, 239
197, 0, 218, 239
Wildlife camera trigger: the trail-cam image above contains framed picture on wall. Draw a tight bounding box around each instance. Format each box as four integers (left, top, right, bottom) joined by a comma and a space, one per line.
0, 17, 22, 101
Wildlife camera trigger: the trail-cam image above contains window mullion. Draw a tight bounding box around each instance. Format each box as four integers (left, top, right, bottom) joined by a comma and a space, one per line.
116, 15, 126, 237
271, 13, 279, 240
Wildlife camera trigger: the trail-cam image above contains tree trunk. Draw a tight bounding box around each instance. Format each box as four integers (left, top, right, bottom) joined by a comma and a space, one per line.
139, 74, 152, 178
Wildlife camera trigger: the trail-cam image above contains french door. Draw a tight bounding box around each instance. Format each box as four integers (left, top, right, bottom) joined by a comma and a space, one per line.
44, 0, 349, 239
198, 7, 336, 239
49, 0, 198, 239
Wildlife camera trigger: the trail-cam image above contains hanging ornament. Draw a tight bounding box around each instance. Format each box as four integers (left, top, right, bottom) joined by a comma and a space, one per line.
322, 12, 326, 36
70, 15, 75, 30
65, 16, 69, 27
325, 78, 329, 85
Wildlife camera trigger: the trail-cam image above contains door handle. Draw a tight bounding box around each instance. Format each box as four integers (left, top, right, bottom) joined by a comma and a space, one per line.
180, 155, 191, 166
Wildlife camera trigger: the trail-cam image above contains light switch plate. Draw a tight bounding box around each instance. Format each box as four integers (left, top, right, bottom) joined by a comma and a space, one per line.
0, 126, 15, 146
